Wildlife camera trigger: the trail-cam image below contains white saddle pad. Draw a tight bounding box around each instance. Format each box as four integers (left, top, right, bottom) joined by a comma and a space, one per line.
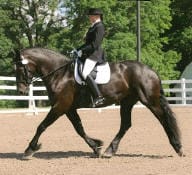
74, 59, 110, 85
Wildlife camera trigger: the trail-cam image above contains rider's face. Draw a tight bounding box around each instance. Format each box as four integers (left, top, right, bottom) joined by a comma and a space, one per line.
88, 15, 100, 24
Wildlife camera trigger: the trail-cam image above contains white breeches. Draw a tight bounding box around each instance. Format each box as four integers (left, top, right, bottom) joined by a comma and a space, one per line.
82, 58, 97, 79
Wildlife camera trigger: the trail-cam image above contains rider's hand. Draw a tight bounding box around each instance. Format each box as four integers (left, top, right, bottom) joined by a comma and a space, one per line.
77, 50, 82, 57
71, 49, 82, 58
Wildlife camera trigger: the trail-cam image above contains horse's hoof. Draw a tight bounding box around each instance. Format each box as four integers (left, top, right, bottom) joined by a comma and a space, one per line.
22, 143, 42, 160
22, 153, 33, 160
95, 146, 103, 158
177, 149, 185, 157
93, 145, 103, 158
102, 151, 113, 158
22, 148, 35, 160
92, 139, 104, 157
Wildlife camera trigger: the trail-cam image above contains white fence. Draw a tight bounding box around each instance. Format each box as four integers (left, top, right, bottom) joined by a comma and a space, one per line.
0, 76, 47, 115
1, 76, 192, 115
163, 79, 192, 105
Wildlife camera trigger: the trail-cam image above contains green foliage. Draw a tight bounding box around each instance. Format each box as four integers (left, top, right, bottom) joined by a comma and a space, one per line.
0, 0, 67, 107
139, 0, 182, 79
103, 32, 136, 61
62, 0, 180, 80
165, 0, 192, 72
47, 28, 73, 54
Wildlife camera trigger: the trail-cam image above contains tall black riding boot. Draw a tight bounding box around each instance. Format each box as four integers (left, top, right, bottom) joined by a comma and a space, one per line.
86, 75, 105, 107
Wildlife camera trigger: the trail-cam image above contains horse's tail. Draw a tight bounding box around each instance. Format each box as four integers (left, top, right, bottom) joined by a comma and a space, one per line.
159, 82, 182, 153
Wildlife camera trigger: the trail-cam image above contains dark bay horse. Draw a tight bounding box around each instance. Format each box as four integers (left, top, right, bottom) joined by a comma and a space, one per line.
15, 48, 183, 159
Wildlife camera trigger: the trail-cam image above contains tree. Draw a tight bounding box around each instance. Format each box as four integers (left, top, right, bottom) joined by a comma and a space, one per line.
165, 0, 192, 73
61, 0, 181, 80
0, 0, 68, 108
0, 0, 70, 74
0, 0, 182, 79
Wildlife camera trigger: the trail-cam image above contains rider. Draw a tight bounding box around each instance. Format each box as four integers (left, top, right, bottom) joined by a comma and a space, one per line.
75, 8, 106, 107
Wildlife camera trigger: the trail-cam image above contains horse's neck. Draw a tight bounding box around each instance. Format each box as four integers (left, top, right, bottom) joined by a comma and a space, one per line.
38, 59, 71, 83
40, 61, 72, 97
37, 58, 65, 76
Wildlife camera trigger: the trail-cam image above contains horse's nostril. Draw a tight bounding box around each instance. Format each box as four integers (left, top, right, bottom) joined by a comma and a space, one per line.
18, 90, 24, 95
17, 88, 26, 95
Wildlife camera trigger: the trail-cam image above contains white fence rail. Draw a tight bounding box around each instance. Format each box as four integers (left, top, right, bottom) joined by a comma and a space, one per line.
1, 76, 192, 115
163, 79, 192, 104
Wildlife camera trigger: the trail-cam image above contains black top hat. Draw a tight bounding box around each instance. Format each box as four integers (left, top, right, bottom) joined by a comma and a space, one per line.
87, 8, 103, 16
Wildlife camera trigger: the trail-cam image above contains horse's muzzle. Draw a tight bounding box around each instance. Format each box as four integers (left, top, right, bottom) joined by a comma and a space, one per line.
17, 86, 29, 95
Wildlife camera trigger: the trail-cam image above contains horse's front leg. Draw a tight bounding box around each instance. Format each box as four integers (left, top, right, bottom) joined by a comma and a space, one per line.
66, 109, 103, 157
23, 108, 61, 159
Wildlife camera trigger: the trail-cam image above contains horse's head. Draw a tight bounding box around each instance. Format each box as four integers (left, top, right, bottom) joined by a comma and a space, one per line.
15, 48, 71, 94
15, 55, 35, 95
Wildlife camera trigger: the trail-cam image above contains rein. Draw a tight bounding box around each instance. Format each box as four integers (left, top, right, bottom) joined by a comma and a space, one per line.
31, 60, 73, 83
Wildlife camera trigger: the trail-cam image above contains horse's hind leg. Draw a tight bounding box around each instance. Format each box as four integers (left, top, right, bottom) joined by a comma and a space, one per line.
66, 109, 103, 157
23, 108, 61, 159
144, 95, 183, 156
103, 97, 136, 158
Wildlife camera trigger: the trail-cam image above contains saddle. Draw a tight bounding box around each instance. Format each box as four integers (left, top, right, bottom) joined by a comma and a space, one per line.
74, 59, 110, 85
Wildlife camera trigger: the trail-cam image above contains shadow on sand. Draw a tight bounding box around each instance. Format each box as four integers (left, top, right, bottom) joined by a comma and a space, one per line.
0, 151, 94, 160
0, 151, 173, 160
115, 153, 173, 159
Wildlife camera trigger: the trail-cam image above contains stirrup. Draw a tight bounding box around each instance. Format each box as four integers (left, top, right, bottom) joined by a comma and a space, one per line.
93, 96, 105, 107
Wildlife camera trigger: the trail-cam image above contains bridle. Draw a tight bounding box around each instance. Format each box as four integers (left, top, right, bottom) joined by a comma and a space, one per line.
15, 58, 73, 85
15, 59, 33, 85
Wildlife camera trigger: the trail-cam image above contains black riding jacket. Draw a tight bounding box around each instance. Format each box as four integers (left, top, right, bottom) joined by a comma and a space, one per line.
78, 21, 105, 64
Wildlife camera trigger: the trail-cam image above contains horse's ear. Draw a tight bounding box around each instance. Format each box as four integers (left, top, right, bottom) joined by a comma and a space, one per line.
21, 59, 29, 65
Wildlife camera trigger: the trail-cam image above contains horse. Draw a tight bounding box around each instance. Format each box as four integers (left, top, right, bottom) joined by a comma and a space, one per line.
15, 48, 183, 159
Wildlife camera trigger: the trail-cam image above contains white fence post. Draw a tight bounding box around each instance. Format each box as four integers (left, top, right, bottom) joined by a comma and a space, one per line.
181, 78, 186, 105
28, 84, 38, 115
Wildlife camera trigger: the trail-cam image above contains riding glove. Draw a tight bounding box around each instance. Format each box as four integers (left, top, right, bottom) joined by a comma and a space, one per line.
72, 49, 82, 58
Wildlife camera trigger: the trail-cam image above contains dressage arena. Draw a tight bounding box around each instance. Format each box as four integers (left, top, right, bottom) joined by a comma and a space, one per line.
0, 107, 191, 175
